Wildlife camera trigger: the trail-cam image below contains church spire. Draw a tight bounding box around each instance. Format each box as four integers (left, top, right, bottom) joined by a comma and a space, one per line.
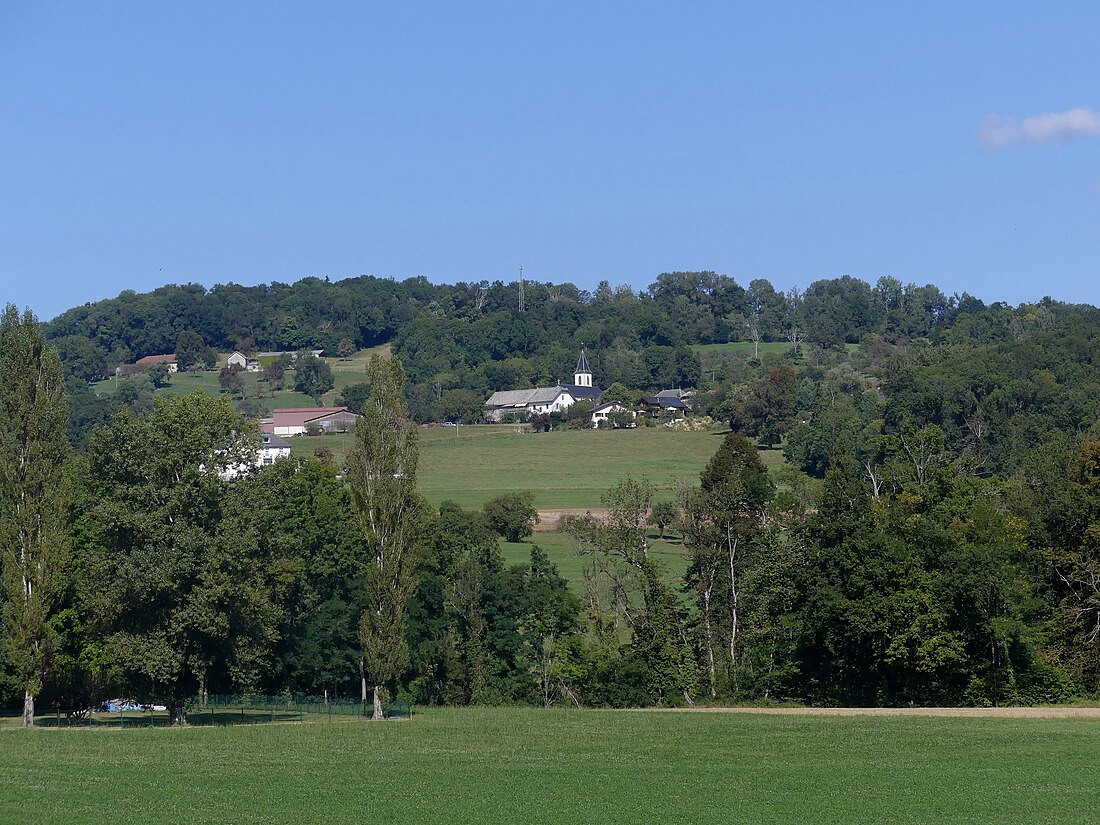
574, 349, 592, 387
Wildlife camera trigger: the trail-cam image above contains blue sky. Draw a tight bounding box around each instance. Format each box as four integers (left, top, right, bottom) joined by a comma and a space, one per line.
2, 2, 1098, 320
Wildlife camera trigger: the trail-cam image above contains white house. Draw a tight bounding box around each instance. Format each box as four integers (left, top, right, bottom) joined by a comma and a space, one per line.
219, 433, 293, 479
484, 351, 602, 422
227, 351, 262, 372
258, 432, 292, 465
484, 386, 578, 422
590, 402, 636, 428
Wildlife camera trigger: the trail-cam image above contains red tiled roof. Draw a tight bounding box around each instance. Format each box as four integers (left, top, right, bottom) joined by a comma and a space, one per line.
134, 354, 176, 367
271, 407, 351, 428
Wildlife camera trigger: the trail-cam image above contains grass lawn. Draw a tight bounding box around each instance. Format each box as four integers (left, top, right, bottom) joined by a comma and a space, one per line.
289, 426, 786, 511
693, 341, 860, 359
3, 706, 1098, 824
500, 530, 689, 589
417, 426, 729, 509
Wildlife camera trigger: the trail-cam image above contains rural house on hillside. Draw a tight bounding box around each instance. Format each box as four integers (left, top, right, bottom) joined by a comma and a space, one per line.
637, 395, 691, 417
590, 401, 637, 427
227, 351, 262, 372
484, 350, 602, 421
220, 432, 293, 479
132, 353, 178, 373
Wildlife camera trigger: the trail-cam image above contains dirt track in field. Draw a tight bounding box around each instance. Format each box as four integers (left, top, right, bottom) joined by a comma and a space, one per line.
640, 706, 1100, 719
534, 508, 609, 531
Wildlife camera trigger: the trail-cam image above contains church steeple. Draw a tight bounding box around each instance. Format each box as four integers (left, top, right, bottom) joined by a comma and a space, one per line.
574, 349, 592, 387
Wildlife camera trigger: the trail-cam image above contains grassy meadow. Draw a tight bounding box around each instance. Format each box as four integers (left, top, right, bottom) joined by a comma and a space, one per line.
415, 425, 735, 510
500, 528, 689, 589
3, 706, 1098, 824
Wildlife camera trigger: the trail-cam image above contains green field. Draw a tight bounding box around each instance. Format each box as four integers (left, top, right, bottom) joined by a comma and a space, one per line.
501, 529, 689, 587
3, 707, 1098, 824
290, 425, 785, 511
693, 340, 795, 357
416, 426, 729, 509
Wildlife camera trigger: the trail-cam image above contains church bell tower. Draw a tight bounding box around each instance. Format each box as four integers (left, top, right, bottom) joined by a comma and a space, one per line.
574, 349, 592, 388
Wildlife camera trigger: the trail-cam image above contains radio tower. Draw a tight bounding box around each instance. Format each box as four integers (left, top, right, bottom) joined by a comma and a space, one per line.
518, 264, 526, 313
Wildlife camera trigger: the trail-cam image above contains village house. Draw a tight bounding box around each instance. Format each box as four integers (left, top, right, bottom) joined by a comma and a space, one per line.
590, 401, 637, 428
226, 351, 262, 372
259, 432, 292, 464
637, 394, 691, 418
484, 351, 602, 422
220, 432, 293, 479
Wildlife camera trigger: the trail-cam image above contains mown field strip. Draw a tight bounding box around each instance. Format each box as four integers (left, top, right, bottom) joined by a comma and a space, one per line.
3, 706, 1098, 824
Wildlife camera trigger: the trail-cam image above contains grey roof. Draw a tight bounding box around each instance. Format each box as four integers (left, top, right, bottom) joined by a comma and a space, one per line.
561, 383, 601, 400
485, 386, 571, 408
576, 349, 591, 374
261, 433, 292, 449
655, 388, 685, 399
641, 395, 688, 409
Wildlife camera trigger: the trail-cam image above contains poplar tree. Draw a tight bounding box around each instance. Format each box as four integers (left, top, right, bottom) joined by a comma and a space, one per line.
348, 355, 422, 719
0, 305, 70, 727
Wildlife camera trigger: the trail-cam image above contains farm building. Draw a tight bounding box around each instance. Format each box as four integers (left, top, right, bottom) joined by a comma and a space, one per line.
267, 406, 359, 436
133, 354, 178, 373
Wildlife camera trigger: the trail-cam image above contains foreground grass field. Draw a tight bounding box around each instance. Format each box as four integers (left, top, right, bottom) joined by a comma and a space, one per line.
3, 707, 1098, 824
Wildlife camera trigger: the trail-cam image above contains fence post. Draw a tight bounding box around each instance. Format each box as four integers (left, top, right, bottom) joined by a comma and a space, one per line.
211, 707, 214, 727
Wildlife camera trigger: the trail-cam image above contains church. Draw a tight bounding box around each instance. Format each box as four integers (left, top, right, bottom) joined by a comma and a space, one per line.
483, 351, 602, 422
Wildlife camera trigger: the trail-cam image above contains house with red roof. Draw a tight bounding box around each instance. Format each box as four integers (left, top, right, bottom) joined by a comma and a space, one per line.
133, 354, 178, 373
271, 406, 359, 436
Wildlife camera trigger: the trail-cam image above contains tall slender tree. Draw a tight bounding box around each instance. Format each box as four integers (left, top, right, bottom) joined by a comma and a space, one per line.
0, 305, 70, 726
348, 355, 422, 719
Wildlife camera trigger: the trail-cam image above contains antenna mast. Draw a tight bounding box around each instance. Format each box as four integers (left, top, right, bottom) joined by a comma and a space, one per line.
518, 264, 526, 313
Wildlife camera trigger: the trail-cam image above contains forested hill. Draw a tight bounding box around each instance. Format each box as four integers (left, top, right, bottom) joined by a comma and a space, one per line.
42, 270, 1095, 394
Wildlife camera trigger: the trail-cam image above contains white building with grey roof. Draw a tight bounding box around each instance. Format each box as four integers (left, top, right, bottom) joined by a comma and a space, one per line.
484, 350, 602, 422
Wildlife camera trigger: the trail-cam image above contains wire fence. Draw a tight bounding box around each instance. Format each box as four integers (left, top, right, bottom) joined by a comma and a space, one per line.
199, 694, 412, 721
0, 695, 411, 728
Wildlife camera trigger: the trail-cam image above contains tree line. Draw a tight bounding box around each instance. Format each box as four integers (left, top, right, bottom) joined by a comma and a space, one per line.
46, 270, 1043, 429
6, 296, 1100, 720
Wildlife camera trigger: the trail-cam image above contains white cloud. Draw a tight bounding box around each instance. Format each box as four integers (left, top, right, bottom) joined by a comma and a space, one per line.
979, 107, 1100, 150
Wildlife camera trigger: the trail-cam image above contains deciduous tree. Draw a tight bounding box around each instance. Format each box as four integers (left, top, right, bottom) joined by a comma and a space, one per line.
81, 393, 266, 723
0, 305, 70, 726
